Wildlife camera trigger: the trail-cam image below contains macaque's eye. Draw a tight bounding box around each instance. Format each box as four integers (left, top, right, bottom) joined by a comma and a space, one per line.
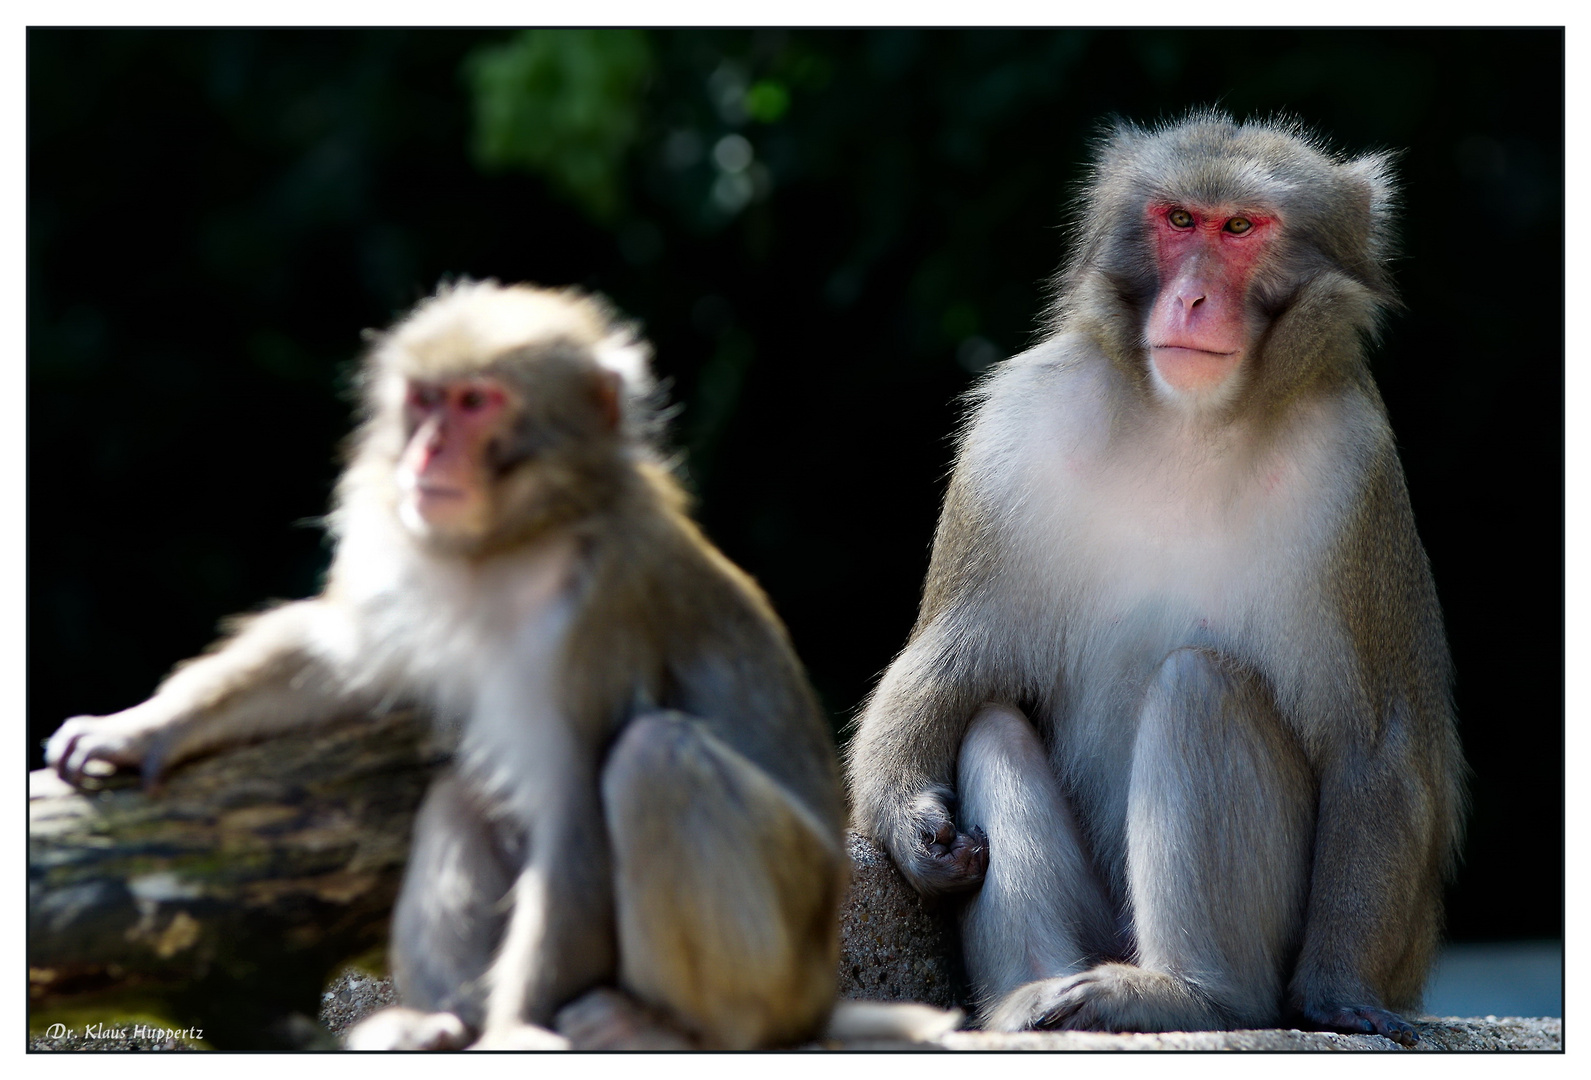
1167, 208, 1194, 229
459, 389, 487, 412
1225, 217, 1253, 235
408, 384, 444, 409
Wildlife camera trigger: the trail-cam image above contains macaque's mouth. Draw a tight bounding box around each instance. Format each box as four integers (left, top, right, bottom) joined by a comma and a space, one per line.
414, 485, 467, 500
1150, 345, 1243, 392
1151, 345, 1238, 357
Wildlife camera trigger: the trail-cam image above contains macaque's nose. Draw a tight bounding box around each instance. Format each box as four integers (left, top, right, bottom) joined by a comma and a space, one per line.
1179, 292, 1206, 313
406, 416, 447, 473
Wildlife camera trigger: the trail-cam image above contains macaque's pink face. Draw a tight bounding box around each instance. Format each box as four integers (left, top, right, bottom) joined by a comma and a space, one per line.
1145, 203, 1275, 398
396, 376, 514, 539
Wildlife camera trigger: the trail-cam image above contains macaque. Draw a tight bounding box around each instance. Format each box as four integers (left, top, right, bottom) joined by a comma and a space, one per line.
847, 113, 1463, 1047
48, 281, 847, 1050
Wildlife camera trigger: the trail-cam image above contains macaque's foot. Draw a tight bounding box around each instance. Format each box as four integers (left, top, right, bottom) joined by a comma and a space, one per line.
824, 1000, 966, 1043
466, 1023, 571, 1051
984, 963, 1222, 1034
343, 1007, 473, 1050
47, 710, 176, 788
554, 987, 697, 1051
1298, 1003, 1419, 1047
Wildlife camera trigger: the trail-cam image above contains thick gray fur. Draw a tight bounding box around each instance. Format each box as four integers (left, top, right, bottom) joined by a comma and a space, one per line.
846, 112, 1463, 1043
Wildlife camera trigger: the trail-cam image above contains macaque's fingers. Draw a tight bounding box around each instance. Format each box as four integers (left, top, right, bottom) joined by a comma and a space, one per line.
1032, 971, 1102, 1029
925, 823, 989, 889
47, 713, 162, 787
1299, 1003, 1419, 1047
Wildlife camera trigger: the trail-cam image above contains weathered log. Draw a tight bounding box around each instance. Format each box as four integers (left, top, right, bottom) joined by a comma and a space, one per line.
28, 710, 445, 1048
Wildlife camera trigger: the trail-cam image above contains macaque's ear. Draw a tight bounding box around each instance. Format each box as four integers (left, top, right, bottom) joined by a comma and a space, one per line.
590, 330, 650, 433
593, 368, 624, 432
1341, 151, 1395, 213
1340, 151, 1398, 261
593, 331, 652, 390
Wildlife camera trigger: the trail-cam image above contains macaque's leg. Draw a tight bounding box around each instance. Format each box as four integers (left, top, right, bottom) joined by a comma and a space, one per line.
956, 705, 1118, 1030
346, 772, 521, 1051
1002, 648, 1315, 1032
388, 772, 515, 1030
477, 780, 616, 1039
1125, 648, 1315, 1024
599, 711, 845, 1051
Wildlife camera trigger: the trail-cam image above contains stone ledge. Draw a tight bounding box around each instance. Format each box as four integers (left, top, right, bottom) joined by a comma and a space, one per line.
826, 834, 1561, 1051
928, 1017, 1561, 1051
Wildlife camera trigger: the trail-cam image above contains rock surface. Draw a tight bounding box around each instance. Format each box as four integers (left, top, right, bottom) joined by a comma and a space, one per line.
933, 1017, 1561, 1051
835, 833, 960, 1008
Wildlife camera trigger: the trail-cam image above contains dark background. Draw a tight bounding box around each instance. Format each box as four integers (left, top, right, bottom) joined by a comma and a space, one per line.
27, 28, 1563, 943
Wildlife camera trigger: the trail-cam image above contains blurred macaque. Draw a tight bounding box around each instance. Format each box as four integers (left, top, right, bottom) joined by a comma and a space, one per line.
50, 282, 848, 1050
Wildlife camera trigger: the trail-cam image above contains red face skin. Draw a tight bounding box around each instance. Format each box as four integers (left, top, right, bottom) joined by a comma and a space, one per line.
1144, 202, 1275, 396
397, 376, 513, 536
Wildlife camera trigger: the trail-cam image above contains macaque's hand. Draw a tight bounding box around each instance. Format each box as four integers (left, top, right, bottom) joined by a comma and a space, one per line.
895, 793, 989, 896
47, 703, 188, 789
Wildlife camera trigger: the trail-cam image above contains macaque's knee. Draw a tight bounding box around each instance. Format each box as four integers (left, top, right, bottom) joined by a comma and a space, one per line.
957, 703, 1056, 844
962, 702, 1043, 761
1146, 647, 1242, 716
959, 704, 1048, 801
600, 710, 700, 818
1139, 647, 1305, 777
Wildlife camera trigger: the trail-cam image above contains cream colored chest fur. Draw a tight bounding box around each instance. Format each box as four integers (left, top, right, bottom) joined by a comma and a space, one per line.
968, 344, 1365, 727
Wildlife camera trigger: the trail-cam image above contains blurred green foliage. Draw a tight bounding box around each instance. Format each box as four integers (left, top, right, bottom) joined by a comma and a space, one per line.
28, 28, 1563, 942
468, 29, 652, 221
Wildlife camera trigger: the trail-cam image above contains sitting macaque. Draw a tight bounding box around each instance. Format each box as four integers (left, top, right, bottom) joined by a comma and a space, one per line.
49, 281, 848, 1050
847, 113, 1463, 1046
